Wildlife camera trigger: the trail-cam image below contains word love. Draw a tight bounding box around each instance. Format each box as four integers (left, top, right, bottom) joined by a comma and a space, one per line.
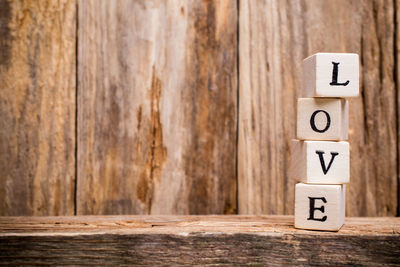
293, 53, 359, 231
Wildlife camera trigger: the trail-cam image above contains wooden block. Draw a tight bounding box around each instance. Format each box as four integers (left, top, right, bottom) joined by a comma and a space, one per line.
295, 183, 345, 231
290, 140, 349, 184
303, 53, 359, 98
297, 98, 348, 140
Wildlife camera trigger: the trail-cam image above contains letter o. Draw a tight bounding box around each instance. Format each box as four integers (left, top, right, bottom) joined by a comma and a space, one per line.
310, 110, 331, 133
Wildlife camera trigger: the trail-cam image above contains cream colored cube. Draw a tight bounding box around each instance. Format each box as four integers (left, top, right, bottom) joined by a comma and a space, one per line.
295, 183, 345, 231
303, 53, 359, 98
297, 98, 348, 141
290, 140, 349, 184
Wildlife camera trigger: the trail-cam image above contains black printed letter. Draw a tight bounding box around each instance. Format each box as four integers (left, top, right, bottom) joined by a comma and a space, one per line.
315, 150, 339, 175
307, 197, 327, 221
329, 62, 349, 86
310, 110, 331, 133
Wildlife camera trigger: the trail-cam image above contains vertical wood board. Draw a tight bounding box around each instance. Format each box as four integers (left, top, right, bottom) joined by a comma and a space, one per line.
77, 0, 237, 215
0, 0, 76, 215
396, 0, 400, 216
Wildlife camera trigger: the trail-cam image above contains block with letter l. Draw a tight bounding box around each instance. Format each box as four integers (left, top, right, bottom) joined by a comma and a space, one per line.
290, 140, 349, 184
297, 98, 348, 141
295, 183, 345, 231
303, 53, 359, 98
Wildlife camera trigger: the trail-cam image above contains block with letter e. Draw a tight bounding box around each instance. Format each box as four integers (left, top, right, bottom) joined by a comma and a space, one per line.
295, 183, 345, 231
290, 140, 349, 184
297, 98, 348, 140
303, 53, 359, 98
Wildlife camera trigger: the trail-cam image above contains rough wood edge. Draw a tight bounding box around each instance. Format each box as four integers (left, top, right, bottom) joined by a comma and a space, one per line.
0, 215, 399, 236
1, 216, 399, 265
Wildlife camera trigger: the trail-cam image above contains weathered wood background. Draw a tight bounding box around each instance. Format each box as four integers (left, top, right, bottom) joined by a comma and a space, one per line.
0, 0, 399, 216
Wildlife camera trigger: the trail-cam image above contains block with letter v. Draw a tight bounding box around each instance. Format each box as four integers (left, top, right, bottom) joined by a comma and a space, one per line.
290, 140, 349, 184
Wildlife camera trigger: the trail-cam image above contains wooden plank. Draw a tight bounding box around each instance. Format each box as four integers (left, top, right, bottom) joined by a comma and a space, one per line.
239, 0, 398, 216
0, 0, 76, 215
77, 0, 237, 215
0, 216, 399, 265
397, 0, 400, 217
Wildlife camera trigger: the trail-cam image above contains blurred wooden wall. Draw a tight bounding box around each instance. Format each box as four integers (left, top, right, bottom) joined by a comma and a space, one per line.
0, 0, 398, 216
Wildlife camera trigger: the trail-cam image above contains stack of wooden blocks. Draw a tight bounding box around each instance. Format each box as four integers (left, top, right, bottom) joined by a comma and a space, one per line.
292, 53, 359, 231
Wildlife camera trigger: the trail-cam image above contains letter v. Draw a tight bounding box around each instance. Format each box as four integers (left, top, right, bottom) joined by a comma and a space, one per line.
315, 150, 339, 175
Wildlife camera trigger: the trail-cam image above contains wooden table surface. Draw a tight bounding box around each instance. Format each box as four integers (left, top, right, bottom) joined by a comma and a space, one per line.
0, 215, 399, 265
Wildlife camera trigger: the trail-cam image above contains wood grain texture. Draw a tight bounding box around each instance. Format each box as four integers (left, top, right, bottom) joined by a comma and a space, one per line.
239, 0, 398, 216
397, 0, 400, 217
0, 0, 76, 215
0, 216, 399, 265
77, 0, 237, 215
